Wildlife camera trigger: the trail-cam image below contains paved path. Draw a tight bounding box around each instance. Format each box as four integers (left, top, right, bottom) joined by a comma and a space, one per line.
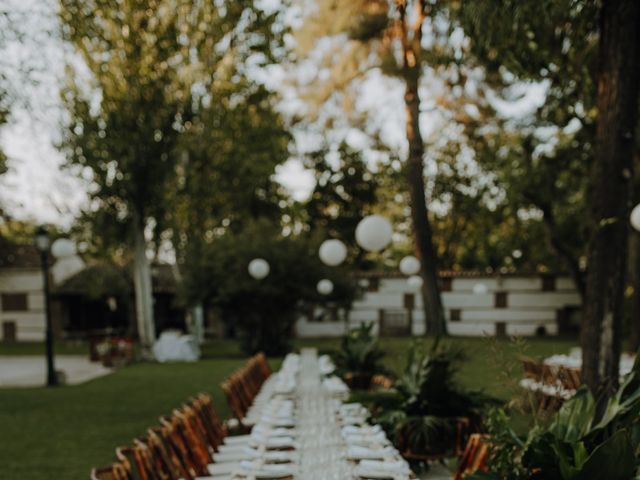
0, 355, 112, 387
419, 463, 453, 479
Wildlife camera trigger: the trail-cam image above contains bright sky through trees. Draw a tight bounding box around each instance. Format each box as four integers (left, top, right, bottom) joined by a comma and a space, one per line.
0, 0, 547, 228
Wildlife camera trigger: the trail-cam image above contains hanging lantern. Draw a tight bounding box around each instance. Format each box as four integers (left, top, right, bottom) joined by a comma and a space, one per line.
358, 278, 369, 289
319, 239, 348, 266
248, 258, 270, 279
473, 283, 489, 295
631, 204, 640, 232
399, 255, 421, 276
355, 215, 393, 252
407, 275, 423, 289
317, 279, 334, 295
51, 238, 77, 259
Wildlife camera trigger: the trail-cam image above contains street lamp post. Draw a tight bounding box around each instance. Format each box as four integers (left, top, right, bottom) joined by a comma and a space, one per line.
35, 227, 57, 387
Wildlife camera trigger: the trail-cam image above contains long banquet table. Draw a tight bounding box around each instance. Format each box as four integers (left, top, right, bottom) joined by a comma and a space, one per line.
226, 348, 414, 480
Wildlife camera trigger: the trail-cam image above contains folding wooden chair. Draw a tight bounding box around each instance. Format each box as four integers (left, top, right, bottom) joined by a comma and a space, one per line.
160, 415, 206, 478
116, 444, 163, 480
91, 462, 131, 480
454, 433, 490, 480
146, 428, 190, 480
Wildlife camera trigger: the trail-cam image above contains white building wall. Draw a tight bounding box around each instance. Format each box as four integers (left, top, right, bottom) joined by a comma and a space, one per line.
0, 268, 46, 341
295, 274, 582, 338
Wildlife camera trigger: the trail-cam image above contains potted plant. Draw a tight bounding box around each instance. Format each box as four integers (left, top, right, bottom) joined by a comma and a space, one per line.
333, 322, 388, 390
354, 343, 494, 458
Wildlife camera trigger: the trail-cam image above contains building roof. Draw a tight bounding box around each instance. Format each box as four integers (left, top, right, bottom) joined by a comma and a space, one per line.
54, 262, 178, 297
0, 238, 42, 269
354, 270, 567, 279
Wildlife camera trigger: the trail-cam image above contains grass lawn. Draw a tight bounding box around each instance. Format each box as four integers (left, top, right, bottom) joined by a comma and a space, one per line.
0, 335, 578, 479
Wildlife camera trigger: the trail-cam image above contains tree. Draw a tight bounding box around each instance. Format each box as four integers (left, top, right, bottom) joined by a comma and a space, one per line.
458, 0, 640, 396
181, 220, 357, 355
298, 0, 448, 335
302, 141, 381, 269
59, 0, 227, 348
581, 0, 640, 396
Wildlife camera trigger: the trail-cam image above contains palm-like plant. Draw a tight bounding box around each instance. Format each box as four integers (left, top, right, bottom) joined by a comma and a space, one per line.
333, 322, 387, 389
354, 343, 494, 455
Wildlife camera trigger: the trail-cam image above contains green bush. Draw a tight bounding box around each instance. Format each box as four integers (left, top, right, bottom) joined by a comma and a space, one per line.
181, 222, 356, 355
472, 371, 640, 480
333, 322, 387, 388
353, 342, 494, 455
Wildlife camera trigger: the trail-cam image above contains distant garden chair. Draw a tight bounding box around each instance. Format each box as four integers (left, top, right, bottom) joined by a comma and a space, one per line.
371, 373, 394, 389
90, 462, 132, 480
454, 433, 490, 480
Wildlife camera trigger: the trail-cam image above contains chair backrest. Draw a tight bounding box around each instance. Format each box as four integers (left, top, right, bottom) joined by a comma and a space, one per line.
146, 428, 188, 480
190, 394, 225, 450
116, 445, 163, 480
521, 357, 543, 380
90, 463, 131, 480
174, 407, 212, 465
221, 379, 246, 420
160, 414, 208, 477
454, 433, 490, 480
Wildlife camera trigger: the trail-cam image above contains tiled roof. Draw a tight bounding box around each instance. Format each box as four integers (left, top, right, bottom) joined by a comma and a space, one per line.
54, 262, 178, 296
354, 270, 566, 279
0, 238, 42, 269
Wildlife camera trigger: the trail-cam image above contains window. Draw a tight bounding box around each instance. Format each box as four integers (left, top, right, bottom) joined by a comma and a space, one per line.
1, 293, 28, 312
440, 278, 452, 292
542, 275, 556, 292
367, 278, 380, 292
450, 309, 461, 322
403, 293, 415, 309
494, 292, 508, 308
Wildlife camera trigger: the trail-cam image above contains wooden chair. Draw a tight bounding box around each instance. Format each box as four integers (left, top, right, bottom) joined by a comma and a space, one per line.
146, 428, 190, 480
160, 415, 206, 478
521, 357, 543, 380
222, 378, 248, 420
189, 394, 227, 449
90, 462, 131, 480
371, 374, 394, 389
116, 445, 162, 480
454, 433, 490, 480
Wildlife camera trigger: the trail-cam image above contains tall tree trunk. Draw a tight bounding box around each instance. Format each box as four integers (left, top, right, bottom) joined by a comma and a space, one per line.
404, 76, 447, 336
581, 0, 640, 398
629, 232, 640, 352
399, 0, 446, 336
133, 210, 156, 349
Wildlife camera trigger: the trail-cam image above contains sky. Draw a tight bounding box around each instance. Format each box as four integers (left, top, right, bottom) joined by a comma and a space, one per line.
0, 0, 547, 230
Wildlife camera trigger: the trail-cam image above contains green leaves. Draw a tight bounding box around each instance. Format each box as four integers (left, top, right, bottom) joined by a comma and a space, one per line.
575, 430, 636, 480
482, 372, 640, 479
549, 387, 595, 443
335, 322, 387, 379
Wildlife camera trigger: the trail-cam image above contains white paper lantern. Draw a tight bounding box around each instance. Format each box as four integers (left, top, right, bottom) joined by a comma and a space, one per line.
355, 215, 393, 252
631, 204, 640, 232
51, 238, 77, 259
317, 279, 334, 295
319, 239, 348, 266
399, 255, 421, 276
248, 258, 270, 279
473, 283, 489, 295
407, 275, 423, 289
358, 278, 369, 288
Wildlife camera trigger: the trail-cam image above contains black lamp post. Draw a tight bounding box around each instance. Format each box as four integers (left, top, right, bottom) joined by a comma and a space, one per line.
35, 226, 58, 387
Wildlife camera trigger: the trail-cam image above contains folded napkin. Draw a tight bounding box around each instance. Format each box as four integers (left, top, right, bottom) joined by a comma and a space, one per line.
345, 431, 390, 447
249, 436, 296, 450
236, 460, 296, 479
347, 445, 397, 461
359, 459, 410, 474
343, 424, 383, 436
